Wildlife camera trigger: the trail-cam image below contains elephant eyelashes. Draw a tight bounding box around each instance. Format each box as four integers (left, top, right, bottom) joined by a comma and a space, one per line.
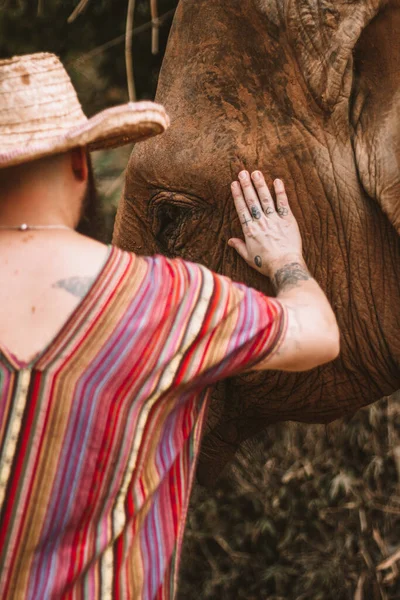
152, 201, 188, 256
150, 192, 209, 257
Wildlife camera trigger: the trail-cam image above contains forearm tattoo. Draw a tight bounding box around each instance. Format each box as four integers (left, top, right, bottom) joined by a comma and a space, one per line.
272, 262, 311, 293
53, 276, 95, 298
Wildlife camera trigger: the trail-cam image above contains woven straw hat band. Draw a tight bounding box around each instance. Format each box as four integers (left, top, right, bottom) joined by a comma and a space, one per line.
0, 53, 86, 146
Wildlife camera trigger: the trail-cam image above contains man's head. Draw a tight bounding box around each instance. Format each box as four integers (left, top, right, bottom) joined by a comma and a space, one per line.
0, 52, 169, 235
0, 148, 94, 228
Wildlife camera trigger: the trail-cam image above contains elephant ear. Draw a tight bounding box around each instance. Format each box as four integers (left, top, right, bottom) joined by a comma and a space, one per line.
351, 1, 400, 234
285, 0, 386, 111
285, 0, 400, 233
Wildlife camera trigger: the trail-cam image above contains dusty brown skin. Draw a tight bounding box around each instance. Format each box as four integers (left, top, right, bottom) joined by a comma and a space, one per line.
114, 0, 400, 485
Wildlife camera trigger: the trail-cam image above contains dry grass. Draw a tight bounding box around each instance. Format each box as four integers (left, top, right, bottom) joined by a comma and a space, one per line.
178, 393, 400, 600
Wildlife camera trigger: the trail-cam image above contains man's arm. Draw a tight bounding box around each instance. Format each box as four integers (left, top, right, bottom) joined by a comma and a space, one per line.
228, 171, 339, 372
254, 259, 339, 371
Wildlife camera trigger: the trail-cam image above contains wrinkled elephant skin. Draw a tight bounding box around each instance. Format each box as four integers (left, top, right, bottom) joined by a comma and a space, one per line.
114, 0, 400, 486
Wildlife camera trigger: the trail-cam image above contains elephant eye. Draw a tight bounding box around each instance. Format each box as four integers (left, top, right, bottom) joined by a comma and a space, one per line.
152, 200, 191, 256
150, 191, 210, 258
157, 204, 183, 239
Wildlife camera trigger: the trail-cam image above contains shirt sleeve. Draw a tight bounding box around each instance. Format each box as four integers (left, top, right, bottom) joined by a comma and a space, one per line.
166, 257, 287, 390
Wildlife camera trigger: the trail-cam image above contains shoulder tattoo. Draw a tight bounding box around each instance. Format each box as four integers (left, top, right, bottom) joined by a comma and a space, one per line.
272, 262, 311, 293
52, 276, 95, 298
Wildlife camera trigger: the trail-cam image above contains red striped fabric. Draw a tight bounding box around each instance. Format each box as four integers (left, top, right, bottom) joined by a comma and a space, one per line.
0, 246, 285, 599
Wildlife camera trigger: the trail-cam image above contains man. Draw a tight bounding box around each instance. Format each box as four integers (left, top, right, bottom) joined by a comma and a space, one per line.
0, 53, 339, 599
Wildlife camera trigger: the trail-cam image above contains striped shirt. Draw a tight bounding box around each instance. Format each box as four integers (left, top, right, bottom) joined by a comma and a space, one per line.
0, 246, 285, 599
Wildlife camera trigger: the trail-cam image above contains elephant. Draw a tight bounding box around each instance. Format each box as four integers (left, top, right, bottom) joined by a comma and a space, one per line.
113, 0, 400, 486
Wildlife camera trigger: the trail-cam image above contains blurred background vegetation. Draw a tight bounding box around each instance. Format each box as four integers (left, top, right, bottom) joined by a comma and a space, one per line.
0, 0, 177, 239
1, 2, 400, 598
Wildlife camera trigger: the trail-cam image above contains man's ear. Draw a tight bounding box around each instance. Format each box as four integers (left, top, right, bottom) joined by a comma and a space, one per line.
70, 147, 89, 182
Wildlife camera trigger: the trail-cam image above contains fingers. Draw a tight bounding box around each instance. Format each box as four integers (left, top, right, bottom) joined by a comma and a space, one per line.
235, 171, 290, 219
251, 171, 276, 216
227, 238, 250, 263
230, 171, 291, 246
273, 178, 291, 217
231, 181, 252, 234
237, 171, 263, 220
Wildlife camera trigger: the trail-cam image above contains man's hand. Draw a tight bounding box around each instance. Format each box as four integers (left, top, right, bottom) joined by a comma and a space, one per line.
228, 169, 340, 372
228, 170, 307, 283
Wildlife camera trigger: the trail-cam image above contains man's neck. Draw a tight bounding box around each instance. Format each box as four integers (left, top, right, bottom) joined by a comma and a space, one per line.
0, 181, 79, 229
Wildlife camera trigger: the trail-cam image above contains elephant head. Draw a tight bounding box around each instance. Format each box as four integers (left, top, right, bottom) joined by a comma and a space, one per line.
113, 0, 400, 486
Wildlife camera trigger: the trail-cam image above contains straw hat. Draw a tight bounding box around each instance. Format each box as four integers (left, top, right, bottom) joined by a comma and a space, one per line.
0, 52, 170, 168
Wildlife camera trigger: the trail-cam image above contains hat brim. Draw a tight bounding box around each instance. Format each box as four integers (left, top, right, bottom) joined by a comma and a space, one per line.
0, 101, 169, 168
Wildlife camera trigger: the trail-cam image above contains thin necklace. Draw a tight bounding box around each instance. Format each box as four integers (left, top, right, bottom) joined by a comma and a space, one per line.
0, 224, 73, 231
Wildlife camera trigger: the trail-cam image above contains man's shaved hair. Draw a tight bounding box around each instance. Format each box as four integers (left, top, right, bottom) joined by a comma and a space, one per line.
0, 149, 107, 242
0, 152, 69, 194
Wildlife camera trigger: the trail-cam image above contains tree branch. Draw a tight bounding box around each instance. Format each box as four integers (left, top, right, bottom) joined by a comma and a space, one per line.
68, 0, 91, 24
67, 8, 175, 67
150, 0, 160, 55
125, 0, 137, 102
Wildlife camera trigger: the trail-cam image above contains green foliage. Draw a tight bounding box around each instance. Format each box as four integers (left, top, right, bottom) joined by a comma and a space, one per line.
0, 0, 177, 239
91, 145, 133, 242
0, 0, 177, 113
